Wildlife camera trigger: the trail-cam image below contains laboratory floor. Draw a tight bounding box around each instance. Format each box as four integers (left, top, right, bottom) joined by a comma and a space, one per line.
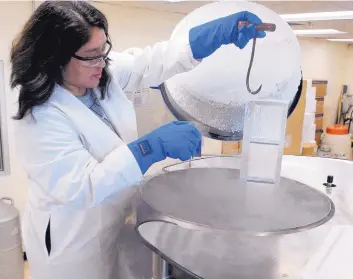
24, 262, 31, 279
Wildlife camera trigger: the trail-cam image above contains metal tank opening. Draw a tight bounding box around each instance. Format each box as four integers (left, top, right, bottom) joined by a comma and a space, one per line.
134, 156, 335, 279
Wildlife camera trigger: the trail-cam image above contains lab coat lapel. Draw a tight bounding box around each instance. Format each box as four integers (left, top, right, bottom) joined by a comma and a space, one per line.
93, 80, 138, 143
50, 85, 123, 161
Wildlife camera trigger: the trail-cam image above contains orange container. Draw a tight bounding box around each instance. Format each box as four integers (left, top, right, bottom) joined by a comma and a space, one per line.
318, 124, 352, 160
326, 124, 348, 135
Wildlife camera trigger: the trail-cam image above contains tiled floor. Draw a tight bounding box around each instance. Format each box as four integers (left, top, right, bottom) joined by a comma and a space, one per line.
24, 262, 31, 279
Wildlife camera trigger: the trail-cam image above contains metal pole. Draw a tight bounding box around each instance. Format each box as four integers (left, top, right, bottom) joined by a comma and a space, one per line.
152, 252, 169, 279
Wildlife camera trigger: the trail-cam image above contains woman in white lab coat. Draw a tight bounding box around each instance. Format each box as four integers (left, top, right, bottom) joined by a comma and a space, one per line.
10, 1, 265, 279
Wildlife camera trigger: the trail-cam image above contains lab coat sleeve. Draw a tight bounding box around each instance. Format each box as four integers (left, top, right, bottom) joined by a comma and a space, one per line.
17, 107, 143, 209
108, 39, 200, 92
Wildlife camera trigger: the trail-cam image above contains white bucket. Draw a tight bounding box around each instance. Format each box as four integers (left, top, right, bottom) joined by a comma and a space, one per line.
318, 125, 352, 160
0, 197, 24, 279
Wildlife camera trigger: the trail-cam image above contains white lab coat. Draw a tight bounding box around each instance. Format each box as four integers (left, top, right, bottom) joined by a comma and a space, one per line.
15, 40, 199, 279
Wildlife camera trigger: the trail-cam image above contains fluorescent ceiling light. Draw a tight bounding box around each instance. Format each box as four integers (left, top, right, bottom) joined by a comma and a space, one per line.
294, 29, 346, 35
281, 11, 353, 22
327, 39, 353, 42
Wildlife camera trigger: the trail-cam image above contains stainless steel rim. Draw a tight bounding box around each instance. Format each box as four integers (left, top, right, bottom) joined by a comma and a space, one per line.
136, 221, 203, 279
140, 157, 335, 236
161, 154, 240, 173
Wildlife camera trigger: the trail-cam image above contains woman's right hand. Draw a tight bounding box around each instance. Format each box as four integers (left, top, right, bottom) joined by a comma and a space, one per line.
128, 121, 202, 174
189, 11, 266, 60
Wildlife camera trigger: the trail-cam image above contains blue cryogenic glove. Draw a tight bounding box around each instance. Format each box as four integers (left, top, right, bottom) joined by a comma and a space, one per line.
128, 121, 202, 174
189, 11, 266, 60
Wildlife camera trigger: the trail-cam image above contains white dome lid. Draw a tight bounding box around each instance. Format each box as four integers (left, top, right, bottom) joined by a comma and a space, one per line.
163, 1, 301, 139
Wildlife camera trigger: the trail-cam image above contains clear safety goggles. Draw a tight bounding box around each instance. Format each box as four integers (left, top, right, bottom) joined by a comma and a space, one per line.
72, 41, 112, 68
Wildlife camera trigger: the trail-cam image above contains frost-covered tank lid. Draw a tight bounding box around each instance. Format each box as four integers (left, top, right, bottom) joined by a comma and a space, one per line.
0, 198, 18, 222
162, 1, 302, 141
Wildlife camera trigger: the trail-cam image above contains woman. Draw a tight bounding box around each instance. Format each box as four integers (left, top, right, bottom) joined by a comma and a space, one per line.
10, 1, 265, 279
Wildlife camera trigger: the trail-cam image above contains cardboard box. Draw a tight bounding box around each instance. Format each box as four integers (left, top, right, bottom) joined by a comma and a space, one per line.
302, 142, 317, 156
315, 115, 323, 130
315, 131, 323, 146
312, 80, 327, 98
221, 141, 240, 155
316, 98, 324, 115
284, 80, 307, 155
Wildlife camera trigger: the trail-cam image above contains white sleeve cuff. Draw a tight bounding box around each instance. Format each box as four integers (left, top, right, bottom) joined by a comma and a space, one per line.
105, 144, 144, 186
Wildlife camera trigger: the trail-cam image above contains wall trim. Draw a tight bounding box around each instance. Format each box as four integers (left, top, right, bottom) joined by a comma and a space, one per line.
0, 60, 11, 176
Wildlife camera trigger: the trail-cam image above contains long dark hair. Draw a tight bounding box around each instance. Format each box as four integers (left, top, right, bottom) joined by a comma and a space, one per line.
10, 1, 112, 120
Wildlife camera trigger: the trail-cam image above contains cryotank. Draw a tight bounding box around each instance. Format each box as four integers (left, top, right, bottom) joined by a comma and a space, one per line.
114, 2, 353, 279
116, 155, 353, 279
0, 198, 24, 279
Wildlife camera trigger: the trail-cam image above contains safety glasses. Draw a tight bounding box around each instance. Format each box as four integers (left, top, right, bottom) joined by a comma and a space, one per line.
72, 41, 112, 68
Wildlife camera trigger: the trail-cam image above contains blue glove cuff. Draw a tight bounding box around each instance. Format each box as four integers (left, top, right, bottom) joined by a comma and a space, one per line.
128, 138, 165, 175
137, 140, 153, 156
189, 11, 265, 60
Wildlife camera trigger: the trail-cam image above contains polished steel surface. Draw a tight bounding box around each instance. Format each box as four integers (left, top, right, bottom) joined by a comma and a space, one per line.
116, 156, 353, 279
152, 253, 170, 279
140, 168, 334, 234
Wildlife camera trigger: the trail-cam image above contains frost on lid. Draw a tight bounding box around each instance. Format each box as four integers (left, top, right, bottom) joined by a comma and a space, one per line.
164, 1, 301, 134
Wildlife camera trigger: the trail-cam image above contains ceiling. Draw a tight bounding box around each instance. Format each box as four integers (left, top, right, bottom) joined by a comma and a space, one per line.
96, 1, 353, 40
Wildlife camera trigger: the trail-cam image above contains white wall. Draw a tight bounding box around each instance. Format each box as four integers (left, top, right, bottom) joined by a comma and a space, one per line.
344, 46, 353, 94
299, 38, 349, 127
0, 2, 33, 219
0, 1, 352, 218
92, 2, 184, 50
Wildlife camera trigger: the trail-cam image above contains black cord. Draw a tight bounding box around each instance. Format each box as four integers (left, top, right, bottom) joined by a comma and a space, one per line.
348, 107, 353, 132
246, 38, 262, 95
342, 105, 353, 126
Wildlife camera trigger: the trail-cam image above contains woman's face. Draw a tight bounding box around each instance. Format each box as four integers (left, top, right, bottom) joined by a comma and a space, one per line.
62, 27, 109, 94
